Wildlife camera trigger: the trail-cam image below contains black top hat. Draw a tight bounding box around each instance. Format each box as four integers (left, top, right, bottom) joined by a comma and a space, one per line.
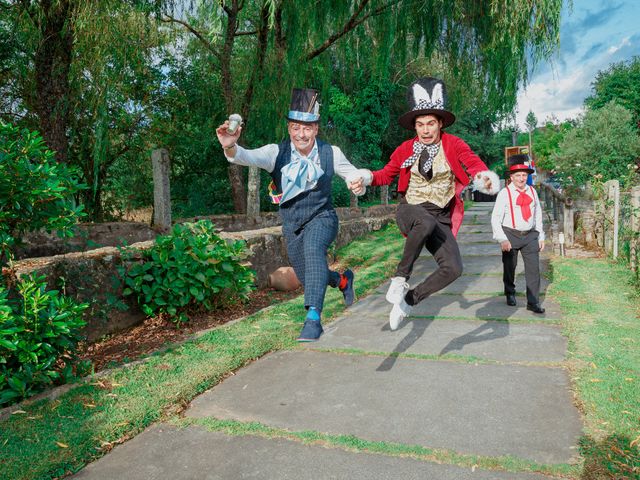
398, 77, 456, 130
507, 154, 535, 175
286, 88, 320, 123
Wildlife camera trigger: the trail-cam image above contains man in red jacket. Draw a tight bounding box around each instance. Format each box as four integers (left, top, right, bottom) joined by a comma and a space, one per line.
354, 77, 499, 330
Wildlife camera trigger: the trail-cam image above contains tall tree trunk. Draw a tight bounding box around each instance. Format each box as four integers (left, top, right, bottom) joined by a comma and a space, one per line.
33, 0, 73, 164
243, 2, 271, 218
220, 0, 247, 213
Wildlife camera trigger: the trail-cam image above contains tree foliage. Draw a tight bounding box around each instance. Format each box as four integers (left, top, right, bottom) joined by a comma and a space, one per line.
528, 120, 575, 172
0, 0, 565, 219
551, 102, 640, 197
585, 56, 640, 128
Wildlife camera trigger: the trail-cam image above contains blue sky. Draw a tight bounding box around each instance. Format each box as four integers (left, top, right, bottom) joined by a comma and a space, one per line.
515, 0, 640, 128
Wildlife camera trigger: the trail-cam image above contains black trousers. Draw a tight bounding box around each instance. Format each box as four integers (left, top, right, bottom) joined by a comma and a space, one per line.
502, 227, 541, 305
395, 202, 463, 306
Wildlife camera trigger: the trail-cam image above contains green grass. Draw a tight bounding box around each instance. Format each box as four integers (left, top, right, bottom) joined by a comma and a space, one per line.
0, 225, 405, 480
548, 257, 640, 479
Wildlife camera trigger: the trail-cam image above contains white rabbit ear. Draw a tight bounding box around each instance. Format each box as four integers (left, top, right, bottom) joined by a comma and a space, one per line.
412, 83, 431, 104
430, 84, 443, 106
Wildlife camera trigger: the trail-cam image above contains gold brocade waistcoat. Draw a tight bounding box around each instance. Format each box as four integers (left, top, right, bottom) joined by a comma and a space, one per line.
405, 145, 455, 207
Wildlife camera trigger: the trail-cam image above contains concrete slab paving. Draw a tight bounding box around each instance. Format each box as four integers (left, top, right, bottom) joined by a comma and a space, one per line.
346, 294, 562, 322
411, 255, 527, 275
458, 224, 494, 234
187, 350, 582, 464
451, 243, 503, 256
315, 315, 567, 363
457, 232, 497, 242
72, 424, 555, 480
374, 273, 550, 295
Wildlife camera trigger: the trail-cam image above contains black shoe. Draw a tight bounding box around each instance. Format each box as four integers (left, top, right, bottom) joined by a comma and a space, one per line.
340, 269, 355, 306
297, 320, 324, 342
526, 303, 545, 314
506, 294, 516, 306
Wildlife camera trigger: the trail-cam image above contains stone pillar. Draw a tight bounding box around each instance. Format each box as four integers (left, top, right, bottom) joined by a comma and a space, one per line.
603, 180, 620, 258
381, 185, 389, 205
612, 180, 620, 259
246, 166, 260, 218
563, 200, 574, 247
631, 186, 640, 271
551, 222, 560, 255
152, 148, 172, 232
582, 209, 596, 248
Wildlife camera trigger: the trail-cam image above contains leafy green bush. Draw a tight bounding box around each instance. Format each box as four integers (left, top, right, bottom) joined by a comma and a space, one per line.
0, 274, 89, 406
121, 220, 255, 323
0, 122, 86, 262
551, 102, 640, 197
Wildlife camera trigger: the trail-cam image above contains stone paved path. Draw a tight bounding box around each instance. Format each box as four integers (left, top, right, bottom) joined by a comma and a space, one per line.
73, 203, 584, 479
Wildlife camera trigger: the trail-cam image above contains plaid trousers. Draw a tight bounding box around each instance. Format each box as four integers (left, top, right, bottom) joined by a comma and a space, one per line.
282, 209, 341, 311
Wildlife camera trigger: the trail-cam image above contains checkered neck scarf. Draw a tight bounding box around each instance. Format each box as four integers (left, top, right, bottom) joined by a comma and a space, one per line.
400, 141, 440, 177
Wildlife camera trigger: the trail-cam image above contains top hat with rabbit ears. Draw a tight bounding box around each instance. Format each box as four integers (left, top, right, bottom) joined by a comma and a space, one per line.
398, 77, 456, 130
286, 88, 320, 123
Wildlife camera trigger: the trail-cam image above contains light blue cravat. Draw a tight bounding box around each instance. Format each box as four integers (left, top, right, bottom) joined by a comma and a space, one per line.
279, 142, 324, 204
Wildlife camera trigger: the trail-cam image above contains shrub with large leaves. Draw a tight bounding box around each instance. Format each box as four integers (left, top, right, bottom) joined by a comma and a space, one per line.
121, 220, 255, 323
0, 274, 89, 406
0, 122, 86, 261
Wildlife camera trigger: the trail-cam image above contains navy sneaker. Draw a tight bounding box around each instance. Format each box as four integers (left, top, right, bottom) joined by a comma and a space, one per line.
297, 320, 323, 342
340, 269, 355, 306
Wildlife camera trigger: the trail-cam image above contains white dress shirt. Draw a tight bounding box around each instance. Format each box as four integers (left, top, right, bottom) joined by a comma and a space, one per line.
224, 141, 368, 193
491, 183, 545, 242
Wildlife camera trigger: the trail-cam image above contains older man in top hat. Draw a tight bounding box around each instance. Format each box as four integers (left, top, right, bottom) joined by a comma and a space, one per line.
216, 88, 369, 341
352, 77, 500, 330
491, 154, 546, 313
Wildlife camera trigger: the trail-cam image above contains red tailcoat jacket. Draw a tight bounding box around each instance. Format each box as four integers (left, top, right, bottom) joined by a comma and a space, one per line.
371, 132, 490, 237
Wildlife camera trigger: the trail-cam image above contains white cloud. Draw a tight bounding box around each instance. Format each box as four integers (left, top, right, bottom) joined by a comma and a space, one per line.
607, 36, 631, 55
516, 69, 590, 128
514, 2, 640, 130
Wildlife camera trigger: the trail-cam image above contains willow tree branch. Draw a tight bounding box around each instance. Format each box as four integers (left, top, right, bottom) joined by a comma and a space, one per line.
160, 14, 222, 61
304, 0, 398, 62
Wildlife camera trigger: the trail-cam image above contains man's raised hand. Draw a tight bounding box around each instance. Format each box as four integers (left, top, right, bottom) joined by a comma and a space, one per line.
216, 121, 242, 150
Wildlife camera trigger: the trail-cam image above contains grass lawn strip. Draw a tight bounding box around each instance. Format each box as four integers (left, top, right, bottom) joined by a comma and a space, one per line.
548, 257, 640, 478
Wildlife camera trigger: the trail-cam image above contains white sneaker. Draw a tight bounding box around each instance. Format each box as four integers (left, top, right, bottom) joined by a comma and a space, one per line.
389, 299, 412, 331
386, 276, 409, 304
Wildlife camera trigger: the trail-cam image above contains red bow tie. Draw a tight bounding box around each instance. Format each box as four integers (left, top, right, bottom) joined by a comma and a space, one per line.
516, 190, 532, 221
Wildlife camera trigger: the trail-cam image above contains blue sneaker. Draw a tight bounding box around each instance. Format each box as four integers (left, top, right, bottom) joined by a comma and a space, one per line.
297, 320, 323, 342
340, 269, 355, 306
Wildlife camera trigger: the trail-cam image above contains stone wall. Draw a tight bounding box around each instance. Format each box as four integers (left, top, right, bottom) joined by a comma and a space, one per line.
6, 207, 395, 342
16, 205, 396, 259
